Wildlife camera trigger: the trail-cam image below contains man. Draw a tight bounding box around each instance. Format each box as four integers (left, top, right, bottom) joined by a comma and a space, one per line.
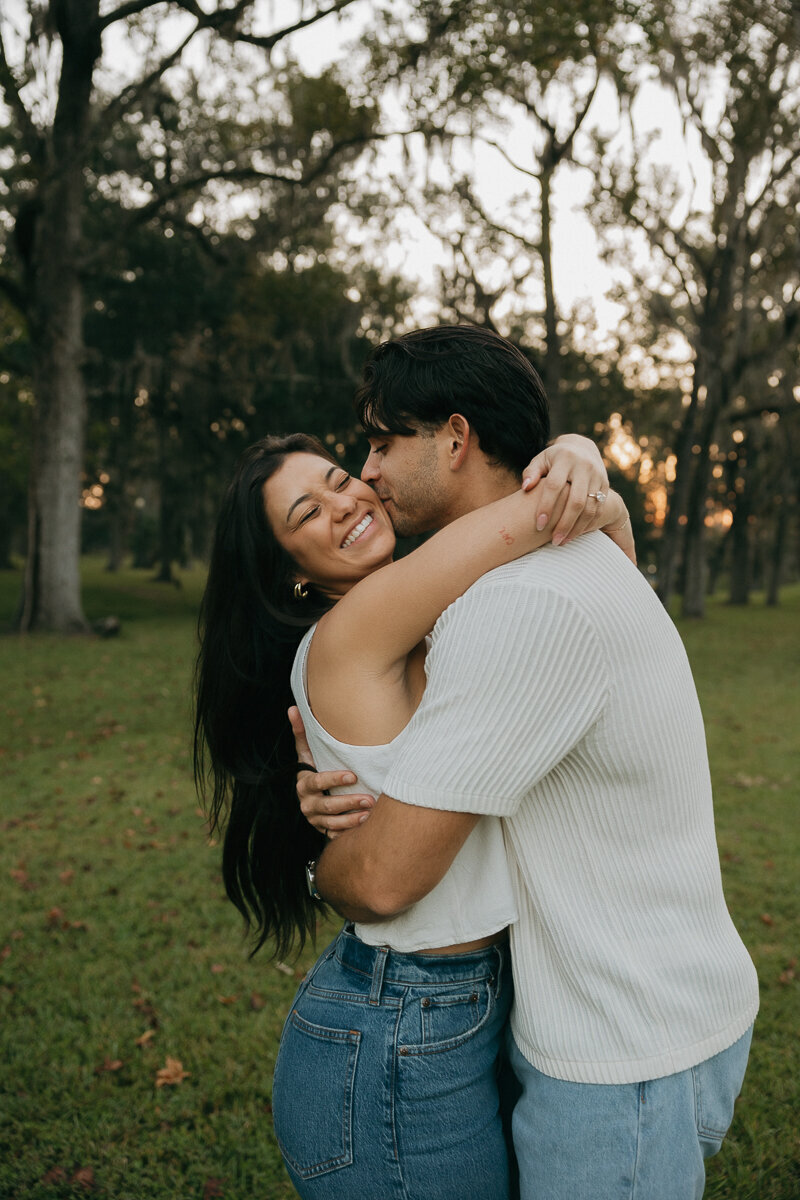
293, 325, 758, 1199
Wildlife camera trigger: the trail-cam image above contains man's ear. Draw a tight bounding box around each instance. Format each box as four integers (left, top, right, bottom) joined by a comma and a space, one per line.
445, 414, 472, 472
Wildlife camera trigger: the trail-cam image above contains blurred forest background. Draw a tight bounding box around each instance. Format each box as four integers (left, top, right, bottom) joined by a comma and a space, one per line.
1, 5, 799, 1197
0, 0, 798, 629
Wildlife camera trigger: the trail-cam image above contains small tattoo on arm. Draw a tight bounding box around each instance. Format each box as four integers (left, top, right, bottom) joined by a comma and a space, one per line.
499, 527, 515, 545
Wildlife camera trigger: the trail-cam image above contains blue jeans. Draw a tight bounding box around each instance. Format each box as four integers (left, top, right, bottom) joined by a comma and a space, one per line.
272, 925, 514, 1199
508, 1024, 754, 1200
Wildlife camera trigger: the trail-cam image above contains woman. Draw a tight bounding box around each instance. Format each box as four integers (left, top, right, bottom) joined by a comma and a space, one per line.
194, 432, 632, 1198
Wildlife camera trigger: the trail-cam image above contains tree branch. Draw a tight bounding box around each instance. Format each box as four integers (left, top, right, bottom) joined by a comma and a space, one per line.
480, 138, 540, 181
0, 24, 41, 153
82, 128, 398, 267
97, 0, 170, 32
453, 180, 540, 254
725, 401, 800, 423
554, 74, 600, 165
226, 0, 361, 51
0, 270, 28, 317
98, 19, 202, 128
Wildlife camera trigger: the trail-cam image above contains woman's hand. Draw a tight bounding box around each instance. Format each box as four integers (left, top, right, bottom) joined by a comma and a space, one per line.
522, 434, 610, 546
289, 707, 375, 839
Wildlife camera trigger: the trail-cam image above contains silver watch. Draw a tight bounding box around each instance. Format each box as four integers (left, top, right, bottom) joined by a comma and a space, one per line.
306, 859, 323, 901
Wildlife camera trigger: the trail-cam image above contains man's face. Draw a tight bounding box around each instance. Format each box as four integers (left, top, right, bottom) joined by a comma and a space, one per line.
360, 429, 451, 536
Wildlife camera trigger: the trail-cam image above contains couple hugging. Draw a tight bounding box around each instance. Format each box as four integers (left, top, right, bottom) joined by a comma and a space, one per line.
194, 325, 758, 1200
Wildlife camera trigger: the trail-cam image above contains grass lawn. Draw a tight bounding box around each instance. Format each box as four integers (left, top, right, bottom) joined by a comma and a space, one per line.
1, 560, 798, 1199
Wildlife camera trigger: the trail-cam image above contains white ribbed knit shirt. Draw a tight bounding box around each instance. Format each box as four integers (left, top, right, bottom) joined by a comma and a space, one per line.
383, 533, 759, 1085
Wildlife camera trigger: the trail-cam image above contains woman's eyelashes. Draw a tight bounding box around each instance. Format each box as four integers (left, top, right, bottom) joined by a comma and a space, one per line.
296, 474, 352, 526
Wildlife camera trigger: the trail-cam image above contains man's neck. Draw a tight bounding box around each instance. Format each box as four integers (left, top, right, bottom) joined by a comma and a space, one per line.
439, 468, 519, 527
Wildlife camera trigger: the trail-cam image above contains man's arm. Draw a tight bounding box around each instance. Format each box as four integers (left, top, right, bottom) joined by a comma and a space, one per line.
314, 794, 479, 920
290, 706, 375, 838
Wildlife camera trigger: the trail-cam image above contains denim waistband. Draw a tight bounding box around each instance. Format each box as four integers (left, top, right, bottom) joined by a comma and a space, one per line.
334, 923, 507, 993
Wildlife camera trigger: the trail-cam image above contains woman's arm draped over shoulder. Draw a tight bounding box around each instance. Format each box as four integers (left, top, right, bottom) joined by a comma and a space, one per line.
313, 485, 630, 682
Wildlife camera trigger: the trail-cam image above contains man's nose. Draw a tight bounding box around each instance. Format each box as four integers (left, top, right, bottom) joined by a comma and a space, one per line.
361, 452, 380, 483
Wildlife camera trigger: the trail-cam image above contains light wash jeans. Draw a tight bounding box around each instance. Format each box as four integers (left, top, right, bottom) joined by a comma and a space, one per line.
508, 1024, 753, 1200
272, 924, 514, 1199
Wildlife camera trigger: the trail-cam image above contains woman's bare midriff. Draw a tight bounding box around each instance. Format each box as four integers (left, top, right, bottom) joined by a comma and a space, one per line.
416, 928, 508, 956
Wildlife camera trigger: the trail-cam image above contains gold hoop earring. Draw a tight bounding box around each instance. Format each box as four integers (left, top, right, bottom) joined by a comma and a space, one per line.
293, 581, 309, 601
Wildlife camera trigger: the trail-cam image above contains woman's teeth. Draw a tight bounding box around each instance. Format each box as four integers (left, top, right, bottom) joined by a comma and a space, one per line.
342, 514, 373, 548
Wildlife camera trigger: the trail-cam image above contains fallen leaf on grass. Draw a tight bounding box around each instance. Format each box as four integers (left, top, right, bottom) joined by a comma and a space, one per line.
71, 1166, 95, 1189
59, 869, 75, 884
132, 997, 159, 1026
41, 1166, 67, 1184
1, 945, 10, 961
94, 1058, 124, 1075
210, 963, 225, 974
45, 907, 89, 933
250, 993, 265, 1011
136, 1030, 156, 1047
155, 1057, 190, 1087
760, 913, 775, 926
203, 1179, 225, 1199
779, 959, 797, 985
217, 995, 238, 1005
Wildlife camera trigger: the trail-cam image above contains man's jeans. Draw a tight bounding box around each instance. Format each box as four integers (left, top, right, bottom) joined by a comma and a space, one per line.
272, 925, 514, 1198
508, 1025, 753, 1200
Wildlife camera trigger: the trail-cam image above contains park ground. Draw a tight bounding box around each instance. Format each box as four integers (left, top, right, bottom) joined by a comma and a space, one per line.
0, 560, 798, 1199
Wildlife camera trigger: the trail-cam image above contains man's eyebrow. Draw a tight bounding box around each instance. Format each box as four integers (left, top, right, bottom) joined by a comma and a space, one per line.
285, 465, 340, 523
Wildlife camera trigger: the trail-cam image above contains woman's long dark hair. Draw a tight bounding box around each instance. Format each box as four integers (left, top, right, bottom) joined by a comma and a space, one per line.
194, 434, 339, 958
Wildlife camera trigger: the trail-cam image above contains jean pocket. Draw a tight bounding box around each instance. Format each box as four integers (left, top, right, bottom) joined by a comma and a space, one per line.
401, 980, 494, 1054
692, 1029, 752, 1150
272, 1009, 361, 1180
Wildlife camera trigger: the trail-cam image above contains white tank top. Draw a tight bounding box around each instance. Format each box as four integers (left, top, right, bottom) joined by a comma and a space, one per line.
290, 624, 517, 951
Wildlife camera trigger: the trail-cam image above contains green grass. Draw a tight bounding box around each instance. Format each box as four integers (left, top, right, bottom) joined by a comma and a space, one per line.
0, 560, 798, 1198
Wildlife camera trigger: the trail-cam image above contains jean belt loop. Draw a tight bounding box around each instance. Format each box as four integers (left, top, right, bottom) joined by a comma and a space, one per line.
369, 946, 390, 1006
493, 943, 504, 994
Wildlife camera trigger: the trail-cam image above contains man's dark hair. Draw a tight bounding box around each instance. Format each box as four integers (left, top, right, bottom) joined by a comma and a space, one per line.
355, 325, 550, 473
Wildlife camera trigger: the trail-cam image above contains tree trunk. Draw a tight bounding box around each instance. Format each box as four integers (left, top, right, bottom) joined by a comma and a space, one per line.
706, 531, 728, 596
0, 519, 14, 570
17, 2, 101, 632
728, 456, 752, 606
657, 372, 702, 609
104, 372, 134, 572
153, 406, 179, 584
23, 257, 89, 630
765, 498, 788, 607
539, 162, 566, 435
681, 386, 721, 619
681, 511, 707, 617
106, 502, 125, 573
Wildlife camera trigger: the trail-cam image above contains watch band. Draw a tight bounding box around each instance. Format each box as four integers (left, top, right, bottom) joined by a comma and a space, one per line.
306, 859, 323, 901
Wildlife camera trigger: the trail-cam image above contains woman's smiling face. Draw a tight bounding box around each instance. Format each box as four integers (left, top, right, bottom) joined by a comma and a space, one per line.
263, 452, 396, 598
